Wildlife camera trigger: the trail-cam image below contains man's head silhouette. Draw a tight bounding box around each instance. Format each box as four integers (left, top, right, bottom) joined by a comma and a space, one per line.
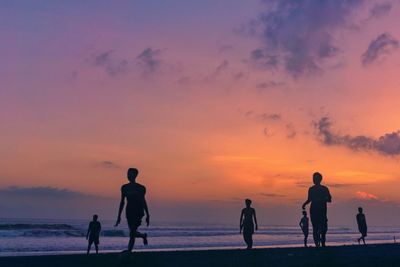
358, 207, 363, 213
93, 214, 98, 221
245, 199, 252, 207
302, 210, 307, 216
127, 168, 139, 182
313, 172, 323, 185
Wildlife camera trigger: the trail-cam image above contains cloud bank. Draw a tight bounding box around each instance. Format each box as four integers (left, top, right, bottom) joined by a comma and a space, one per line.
315, 117, 400, 156
248, 0, 364, 77
362, 33, 399, 65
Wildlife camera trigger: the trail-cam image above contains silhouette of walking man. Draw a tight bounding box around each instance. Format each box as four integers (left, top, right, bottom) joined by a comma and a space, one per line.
115, 168, 150, 252
86, 214, 101, 255
240, 199, 258, 249
356, 207, 367, 245
299, 210, 309, 247
302, 172, 331, 247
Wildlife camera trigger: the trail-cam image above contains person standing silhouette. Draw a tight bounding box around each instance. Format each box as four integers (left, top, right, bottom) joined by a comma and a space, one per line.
302, 172, 332, 247
356, 207, 367, 245
299, 210, 309, 247
115, 168, 150, 252
86, 214, 101, 255
240, 199, 258, 249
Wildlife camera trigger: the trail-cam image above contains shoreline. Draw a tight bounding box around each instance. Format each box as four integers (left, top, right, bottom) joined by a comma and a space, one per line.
1, 243, 400, 267
1, 239, 397, 257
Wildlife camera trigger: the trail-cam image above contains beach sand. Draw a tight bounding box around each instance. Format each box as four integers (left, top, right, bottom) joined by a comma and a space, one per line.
1, 244, 399, 267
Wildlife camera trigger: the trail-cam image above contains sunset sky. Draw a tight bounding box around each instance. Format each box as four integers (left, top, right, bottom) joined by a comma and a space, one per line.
1, 0, 400, 225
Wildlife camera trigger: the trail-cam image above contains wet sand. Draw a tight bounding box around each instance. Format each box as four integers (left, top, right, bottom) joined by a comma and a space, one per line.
1, 243, 399, 267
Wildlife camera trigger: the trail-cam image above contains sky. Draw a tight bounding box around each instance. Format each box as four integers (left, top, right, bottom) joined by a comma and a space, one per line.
1, 0, 400, 226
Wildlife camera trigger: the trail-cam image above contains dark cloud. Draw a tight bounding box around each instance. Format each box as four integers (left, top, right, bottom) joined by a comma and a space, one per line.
0, 186, 83, 198
250, 49, 279, 70
260, 113, 281, 121
0, 186, 116, 219
295, 181, 365, 188
327, 183, 367, 188
256, 81, 285, 90
248, 0, 364, 77
98, 160, 121, 169
214, 60, 229, 75
261, 193, 285, 197
315, 117, 400, 156
233, 71, 245, 81
218, 45, 234, 53
286, 123, 297, 139
93, 50, 128, 76
204, 60, 230, 81
369, 2, 392, 19
263, 127, 273, 137
136, 47, 162, 75
361, 33, 399, 65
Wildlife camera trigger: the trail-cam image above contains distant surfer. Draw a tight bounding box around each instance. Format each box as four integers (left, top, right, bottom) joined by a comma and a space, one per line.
86, 214, 101, 254
299, 210, 309, 247
115, 168, 150, 252
356, 207, 367, 245
240, 199, 258, 249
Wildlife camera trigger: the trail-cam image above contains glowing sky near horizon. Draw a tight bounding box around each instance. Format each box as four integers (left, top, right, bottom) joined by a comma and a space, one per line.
1, 0, 400, 224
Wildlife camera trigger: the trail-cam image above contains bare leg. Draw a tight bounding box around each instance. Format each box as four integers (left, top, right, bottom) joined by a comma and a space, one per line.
131, 231, 148, 245
313, 227, 320, 247
304, 234, 308, 247
95, 244, 99, 254
87, 242, 92, 255
128, 232, 136, 252
362, 235, 366, 245
244, 233, 253, 249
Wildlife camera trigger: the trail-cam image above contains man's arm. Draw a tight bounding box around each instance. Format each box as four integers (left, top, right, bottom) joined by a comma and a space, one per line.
253, 209, 258, 231
326, 188, 332, 203
86, 224, 91, 240
144, 196, 150, 226
115, 188, 125, 227
239, 210, 244, 233
302, 189, 311, 209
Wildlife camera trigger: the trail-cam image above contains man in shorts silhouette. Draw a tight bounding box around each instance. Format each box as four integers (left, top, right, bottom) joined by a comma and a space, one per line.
115, 168, 150, 252
86, 214, 101, 254
302, 172, 332, 247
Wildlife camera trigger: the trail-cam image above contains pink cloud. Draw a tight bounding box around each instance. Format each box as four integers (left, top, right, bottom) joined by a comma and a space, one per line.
355, 191, 379, 200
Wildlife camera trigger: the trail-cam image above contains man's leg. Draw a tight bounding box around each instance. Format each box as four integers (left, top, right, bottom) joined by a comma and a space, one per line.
249, 234, 253, 249
128, 227, 137, 252
243, 233, 252, 249
304, 232, 308, 247
320, 220, 328, 247
87, 241, 92, 255
311, 222, 320, 247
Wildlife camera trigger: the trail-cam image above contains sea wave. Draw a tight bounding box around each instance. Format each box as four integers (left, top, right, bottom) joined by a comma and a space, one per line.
0, 224, 77, 230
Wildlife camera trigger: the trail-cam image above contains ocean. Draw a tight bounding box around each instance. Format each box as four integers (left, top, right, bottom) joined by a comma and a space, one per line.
1, 218, 399, 256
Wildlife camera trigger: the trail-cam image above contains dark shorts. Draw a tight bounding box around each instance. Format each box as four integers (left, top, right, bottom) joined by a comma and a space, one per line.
89, 235, 99, 245
310, 210, 328, 233
359, 229, 367, 237
127, 216, 142, 231
243, 222, 254, 235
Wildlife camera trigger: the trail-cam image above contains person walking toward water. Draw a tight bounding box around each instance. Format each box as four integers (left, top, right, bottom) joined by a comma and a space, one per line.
86, 214, 101, 255
115, 168, 150, 252
240, 199, 258, 249
356, 207, 368, 245
299, 210, 309, 247
302, 172, 332, 247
